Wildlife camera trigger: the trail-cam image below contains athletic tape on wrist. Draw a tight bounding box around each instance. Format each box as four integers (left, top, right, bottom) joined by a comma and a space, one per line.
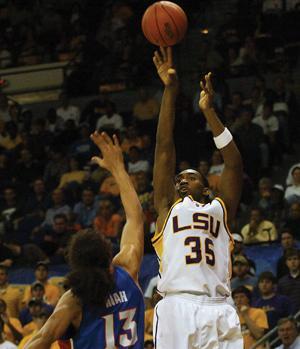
213, 128, 233, 149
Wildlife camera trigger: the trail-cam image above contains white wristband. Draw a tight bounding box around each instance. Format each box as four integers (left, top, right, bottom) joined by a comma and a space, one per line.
213, 128, 233, 149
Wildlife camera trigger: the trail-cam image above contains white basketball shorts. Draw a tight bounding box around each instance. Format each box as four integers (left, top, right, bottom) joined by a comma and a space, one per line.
153, 293, 243, 349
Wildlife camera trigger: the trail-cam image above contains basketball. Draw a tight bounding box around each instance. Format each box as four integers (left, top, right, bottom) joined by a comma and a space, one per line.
141, 1, 188, 47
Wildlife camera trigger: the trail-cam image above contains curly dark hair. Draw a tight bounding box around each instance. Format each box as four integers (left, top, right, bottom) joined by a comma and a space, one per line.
66, 229, 115, 308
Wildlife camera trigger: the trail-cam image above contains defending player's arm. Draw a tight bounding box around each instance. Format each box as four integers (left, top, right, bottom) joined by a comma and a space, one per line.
199, 73, 243, 222
24, 291, 81, 349
153, 47, 178, 231
90, 132, 144, 282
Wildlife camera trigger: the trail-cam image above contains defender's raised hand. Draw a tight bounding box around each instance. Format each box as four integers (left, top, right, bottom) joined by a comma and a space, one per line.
199, 72, 214, 112
153, 46, 178, 88
90, 131, 124, 173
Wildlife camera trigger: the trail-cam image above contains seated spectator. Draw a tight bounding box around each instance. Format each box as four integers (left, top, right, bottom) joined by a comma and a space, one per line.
0, 316, 17, 349
284, 165, 300, 204
43, 149, 69, 190
241, 207, 278, 244
231, 255, 257, 291
277, 228, 297, 279
24, 179, 50, 215
252, 272, 293, 330
42, 189, 71, 228
252, 177, 273, 213
73, 187, 98, 228
274, 317, 300, 349
127, 146, 149, 174
208, 150, 224, 176
0, 299, 22, 344
121, 125, 144, 154
58, 156, 86, 189
0, 238, 14, 267
96, 101, 123, 131
232, 286, 268, 349
0, 122, 22, 151
34, 214, 73, 264
22, 262, 60, 308
286, 163, 300, 187
135, 171, 153, 209
18, 310, 61, 348
69, 123, 95, 163
277, 248, 300, 313
56, 92, 80, 126
99, 175, 120, 197
232, 234, 256, 275
133, 87, 159, 136
93, 199, 122, 238
0, 266, 22, 318
19, 282, 53, 326
283, 202, 300, 240
45, 108, 63, 133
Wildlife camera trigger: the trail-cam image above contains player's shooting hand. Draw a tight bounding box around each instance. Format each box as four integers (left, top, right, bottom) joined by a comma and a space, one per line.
199, 72, 214, 112
90, 131, 125, 173
153, 46, 178, 89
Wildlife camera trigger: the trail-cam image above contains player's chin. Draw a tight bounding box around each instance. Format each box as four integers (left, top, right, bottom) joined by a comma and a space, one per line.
178, 188, 190, 197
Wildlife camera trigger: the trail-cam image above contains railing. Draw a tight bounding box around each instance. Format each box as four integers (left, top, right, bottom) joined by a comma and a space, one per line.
251, 310, 300, 349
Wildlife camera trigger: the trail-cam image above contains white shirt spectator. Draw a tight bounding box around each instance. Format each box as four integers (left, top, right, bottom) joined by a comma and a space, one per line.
252, 115, 279, 135
275, 335, 300, 349
128, 160, 149, 174
56, 105, 80, 125
209, 164, 224, 176
96, 113, 123, 131
0, 341, 18, 349
286, 163, 300, 185
285, 185, 300, 201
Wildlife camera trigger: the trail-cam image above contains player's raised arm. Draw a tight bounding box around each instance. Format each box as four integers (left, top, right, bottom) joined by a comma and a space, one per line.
90, 132, 144, 282
199, 73, 243, 222
153, 47, 178, 231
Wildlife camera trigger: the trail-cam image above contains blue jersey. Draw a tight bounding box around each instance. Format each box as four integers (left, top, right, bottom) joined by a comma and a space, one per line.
72, 266, 145, 349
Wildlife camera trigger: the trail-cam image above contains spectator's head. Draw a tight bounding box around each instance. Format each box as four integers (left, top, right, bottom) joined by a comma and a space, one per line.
32, 310, 49, 330
249, 207, 263, 224
35, 262, 49, 283
136, 171, 151, 194
46, 108, 57, 123
271, 184, 284, 204
0, 266, 8, 287
233, 255, 249, 278
5, 121, 18, 138
53, 214, 68, 234
277, 318, 299, 348
232, 286, 252, 307
240, 107, 254, 126
3, 185, 16, 204
31, 281, 45, 300
285, 248, 300, 274
69, 156, 80, 171
126, 125, 138, 139
82, 187, 95, 206
128, 146, 141, 163
175, 169, 209, 202
289, 202, 300, 220
66, 229, 114, 307
104, 101, 115, 117
197, 159, 210, 177
280, 228, 295, 250
51, 188, 65, 206
211, 150, 223, 166
178, 160, 191, 172
232, 234, 244, 254
262, 102, 273, 119
258, 271, 276, 297
28, 299, 43, 317
0, 299, 7, 314
258, 177, 272, 197
98, 199, 114, 220
291, 166, 300, 186
33, 179, 45, 195
20, 148, 32, 163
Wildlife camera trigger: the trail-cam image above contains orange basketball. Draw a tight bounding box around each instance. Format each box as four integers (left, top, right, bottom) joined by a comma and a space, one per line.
141, 1, 188, 47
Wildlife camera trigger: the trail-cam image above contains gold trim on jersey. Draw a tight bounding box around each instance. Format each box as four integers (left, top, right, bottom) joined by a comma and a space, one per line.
151, 198, 183, 244
214, 197, 234, 243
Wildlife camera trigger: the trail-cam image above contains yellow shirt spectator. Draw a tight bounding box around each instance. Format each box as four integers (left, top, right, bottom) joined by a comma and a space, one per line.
0, 286, 22, 318
4, 317, 23, 343
22, 282, 60, 308
239, 307, 268, 349
241, 220, 277, 244
59, 170, 86, 188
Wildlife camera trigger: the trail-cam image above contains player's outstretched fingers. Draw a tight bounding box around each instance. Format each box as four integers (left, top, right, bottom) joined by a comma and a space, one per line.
159, 46, 167, 62
167, 46, 173, 65
113, 134, 120, 147
205, 72, 213, 94
154, 51, 162, 65
101, 132, 113, 145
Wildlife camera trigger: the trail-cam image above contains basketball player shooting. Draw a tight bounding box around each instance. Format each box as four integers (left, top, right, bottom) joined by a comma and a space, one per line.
25, 132, 145, 349
151, 46, 244, 348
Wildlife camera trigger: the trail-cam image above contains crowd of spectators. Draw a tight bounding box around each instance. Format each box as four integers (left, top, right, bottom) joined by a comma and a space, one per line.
0, 0, 299, 348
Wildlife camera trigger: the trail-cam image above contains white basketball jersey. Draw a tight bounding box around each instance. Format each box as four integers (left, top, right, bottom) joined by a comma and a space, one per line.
152, 196, 234, 297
